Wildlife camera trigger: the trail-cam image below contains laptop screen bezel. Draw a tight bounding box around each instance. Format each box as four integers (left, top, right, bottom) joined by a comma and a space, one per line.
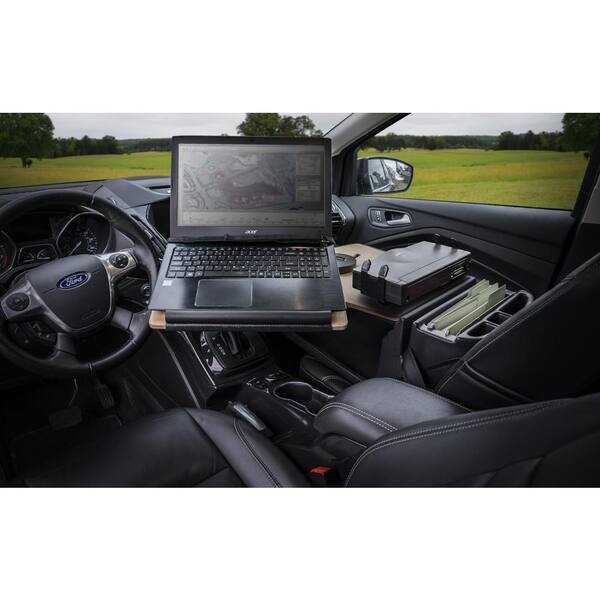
169, 135, 332, 241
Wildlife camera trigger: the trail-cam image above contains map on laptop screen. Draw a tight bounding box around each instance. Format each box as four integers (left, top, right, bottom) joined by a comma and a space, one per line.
177, 143, 326, 228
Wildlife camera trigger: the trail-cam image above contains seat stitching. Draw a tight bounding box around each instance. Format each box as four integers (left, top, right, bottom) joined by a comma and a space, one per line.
233, 418, 279, 487
379, 378, 471, 411
317, 403, 396, 432
345, 400, 570, 486
323, 403, 396, 430
358, 401, 564, 460
345, 399, 571, 486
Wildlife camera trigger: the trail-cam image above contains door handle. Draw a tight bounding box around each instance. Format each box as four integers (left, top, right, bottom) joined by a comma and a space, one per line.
369, 207, 413, 228
386, 213, 411, 226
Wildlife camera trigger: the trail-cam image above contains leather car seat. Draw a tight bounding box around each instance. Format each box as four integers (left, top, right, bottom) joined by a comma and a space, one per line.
12, 384, 600, 487
14, 409, 309, 487
343, 391, 600, 487
433, 251, 600, 409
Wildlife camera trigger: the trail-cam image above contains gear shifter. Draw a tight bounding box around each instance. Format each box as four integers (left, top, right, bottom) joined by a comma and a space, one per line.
221, 331, 243, 357
201, 330, 268, 375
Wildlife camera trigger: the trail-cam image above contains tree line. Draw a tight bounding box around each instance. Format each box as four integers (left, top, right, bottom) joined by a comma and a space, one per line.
53, 135, 121, 157
363, 134, 498, 152
2, 112, 600, 168
119, 138, 172, 152
363, 114, 600, 154
363, 131, 565, 152
56, 137, 176, 155
66, 131, 563, 156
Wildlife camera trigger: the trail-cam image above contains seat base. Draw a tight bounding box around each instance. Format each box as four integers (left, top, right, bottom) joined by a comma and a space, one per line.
16, 409, 309, 487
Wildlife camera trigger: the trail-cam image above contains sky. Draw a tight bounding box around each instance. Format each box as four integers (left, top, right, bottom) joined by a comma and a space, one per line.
385, 113, 564, 135
48, 113, 348, 139
47, 113, 565, 139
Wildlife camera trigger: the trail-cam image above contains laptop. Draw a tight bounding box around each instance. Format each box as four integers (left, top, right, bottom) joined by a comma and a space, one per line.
148, 135, 347, 331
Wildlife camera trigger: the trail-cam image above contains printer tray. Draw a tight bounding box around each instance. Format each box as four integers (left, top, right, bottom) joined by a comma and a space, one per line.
352, 241, 471, 306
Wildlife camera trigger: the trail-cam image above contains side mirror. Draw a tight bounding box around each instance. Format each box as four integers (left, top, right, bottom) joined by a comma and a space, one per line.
357, 156, 413, 195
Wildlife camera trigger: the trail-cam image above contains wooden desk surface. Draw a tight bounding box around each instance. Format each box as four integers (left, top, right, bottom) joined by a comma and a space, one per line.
336, 243, 408, 322
336, 244, 475, 323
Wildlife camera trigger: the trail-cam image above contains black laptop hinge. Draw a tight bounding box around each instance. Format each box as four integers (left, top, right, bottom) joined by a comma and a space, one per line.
170, 236, 331, 246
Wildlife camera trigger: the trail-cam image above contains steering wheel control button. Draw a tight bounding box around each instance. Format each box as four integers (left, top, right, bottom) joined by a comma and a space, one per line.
6, 293, 29, 312
140, 283, 152, 300
109, 253, 130, 269
27, 321, 57, 346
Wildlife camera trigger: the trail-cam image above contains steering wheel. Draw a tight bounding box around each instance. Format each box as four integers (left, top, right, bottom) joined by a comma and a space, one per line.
0, 189, 158, 377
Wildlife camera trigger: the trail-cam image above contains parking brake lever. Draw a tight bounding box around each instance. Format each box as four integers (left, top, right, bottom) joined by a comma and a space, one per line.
227, 401, 272, 436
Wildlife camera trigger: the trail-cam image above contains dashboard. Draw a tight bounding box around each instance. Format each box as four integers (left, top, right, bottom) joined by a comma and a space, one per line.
0, 211, 112, 282
0, 177, 355, 285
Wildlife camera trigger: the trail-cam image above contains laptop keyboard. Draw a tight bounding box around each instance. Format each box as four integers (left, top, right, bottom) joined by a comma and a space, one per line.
166, 246, 331, 279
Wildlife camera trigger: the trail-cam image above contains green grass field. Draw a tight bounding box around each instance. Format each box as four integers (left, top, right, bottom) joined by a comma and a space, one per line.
359, 148, 587, 209
0, 148, 588, 209
0, 152, 171, 188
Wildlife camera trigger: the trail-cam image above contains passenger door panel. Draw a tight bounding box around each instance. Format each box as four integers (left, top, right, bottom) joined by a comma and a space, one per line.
340, 195, 576, 295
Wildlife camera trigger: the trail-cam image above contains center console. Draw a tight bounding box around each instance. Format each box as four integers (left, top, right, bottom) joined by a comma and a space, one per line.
238, 371, 365, 467
240, 371, 331, 431
171, 329, 332, 441
131, 240, 537, 473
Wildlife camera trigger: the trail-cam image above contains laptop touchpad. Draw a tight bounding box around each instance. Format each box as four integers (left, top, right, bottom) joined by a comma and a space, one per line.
194, 280, 253, 308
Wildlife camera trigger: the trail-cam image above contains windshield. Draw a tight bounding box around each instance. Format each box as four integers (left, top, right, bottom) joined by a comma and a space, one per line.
0, 113, 349, 189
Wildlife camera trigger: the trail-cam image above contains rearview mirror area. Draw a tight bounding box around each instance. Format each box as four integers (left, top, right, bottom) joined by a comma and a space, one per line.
357, 156, 413, 195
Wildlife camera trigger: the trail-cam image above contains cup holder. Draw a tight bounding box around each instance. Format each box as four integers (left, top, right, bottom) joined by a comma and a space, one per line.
487, 311, 510, 325
499, 292, 530, 315
465, 321, 497, 338
273, 381, 331, 415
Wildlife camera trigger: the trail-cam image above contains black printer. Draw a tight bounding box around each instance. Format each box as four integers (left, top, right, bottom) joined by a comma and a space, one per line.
352, 241, 471, 305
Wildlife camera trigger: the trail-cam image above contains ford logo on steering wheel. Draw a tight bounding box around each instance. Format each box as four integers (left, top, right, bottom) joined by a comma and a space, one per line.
58, 272, 90, 290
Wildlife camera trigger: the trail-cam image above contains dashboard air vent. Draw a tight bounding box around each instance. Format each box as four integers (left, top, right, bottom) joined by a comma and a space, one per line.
331, 201, 345, 237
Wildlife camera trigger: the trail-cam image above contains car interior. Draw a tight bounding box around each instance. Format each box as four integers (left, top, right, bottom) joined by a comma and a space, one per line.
1, 112, 599, 487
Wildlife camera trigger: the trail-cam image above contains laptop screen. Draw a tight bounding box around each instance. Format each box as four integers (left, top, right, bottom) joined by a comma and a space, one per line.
170, 136, 331, 241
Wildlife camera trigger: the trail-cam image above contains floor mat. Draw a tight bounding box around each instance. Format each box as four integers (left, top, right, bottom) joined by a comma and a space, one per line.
9, 413, 122, 474
1, 371, 167, 479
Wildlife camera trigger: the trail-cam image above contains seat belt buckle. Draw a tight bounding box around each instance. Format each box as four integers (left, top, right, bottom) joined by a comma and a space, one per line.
308, 466, 339, 487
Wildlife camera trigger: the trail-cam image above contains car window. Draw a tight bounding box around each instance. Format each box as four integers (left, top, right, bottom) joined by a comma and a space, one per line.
359, 113, 600, 209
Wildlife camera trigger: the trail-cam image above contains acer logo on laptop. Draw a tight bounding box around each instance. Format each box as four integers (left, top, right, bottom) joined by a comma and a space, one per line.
244, 230, 258, 235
